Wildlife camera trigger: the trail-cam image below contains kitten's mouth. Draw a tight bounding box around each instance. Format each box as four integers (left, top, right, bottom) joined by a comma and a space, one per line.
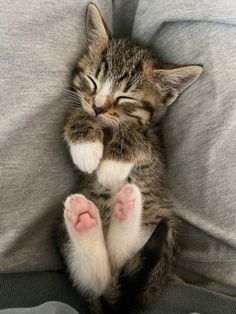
84, 105, 119, 127
95, 114, 109, 126
84, 108, 109, 125
95, 114, 118, 128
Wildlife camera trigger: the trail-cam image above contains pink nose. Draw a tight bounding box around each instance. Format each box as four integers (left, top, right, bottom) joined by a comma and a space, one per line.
92, 104, 106, 116
94, 95, 107, 108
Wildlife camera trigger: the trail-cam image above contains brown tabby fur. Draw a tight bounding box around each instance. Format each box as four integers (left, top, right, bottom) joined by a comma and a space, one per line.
59, 4, 202, 314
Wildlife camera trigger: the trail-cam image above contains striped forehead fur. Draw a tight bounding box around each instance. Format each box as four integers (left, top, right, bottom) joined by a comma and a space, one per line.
70, 35, 202, 128
70, 38, 162, 127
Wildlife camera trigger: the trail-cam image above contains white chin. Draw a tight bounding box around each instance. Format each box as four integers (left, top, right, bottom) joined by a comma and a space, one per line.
87, 109, 96, 117
96, 115, 115, 127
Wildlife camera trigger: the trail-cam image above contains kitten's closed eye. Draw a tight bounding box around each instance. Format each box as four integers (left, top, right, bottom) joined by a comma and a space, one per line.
83, 74, 97, 93
116, 96, 136, 104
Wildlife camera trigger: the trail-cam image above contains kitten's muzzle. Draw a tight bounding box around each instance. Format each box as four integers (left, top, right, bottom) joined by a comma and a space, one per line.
92, 104, 106, 116
93, 94, 112, 116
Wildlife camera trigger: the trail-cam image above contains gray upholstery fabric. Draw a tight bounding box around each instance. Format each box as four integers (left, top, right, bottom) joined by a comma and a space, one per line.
0, 302, 78, 314
0, 272, 235, 313
0, 0, 112, 272
0, 0, 235, 300
113, 0, 236, 295
0, 271, 87, 311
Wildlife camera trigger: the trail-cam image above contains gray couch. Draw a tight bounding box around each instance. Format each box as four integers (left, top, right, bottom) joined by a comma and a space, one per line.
0, 0, 235, 312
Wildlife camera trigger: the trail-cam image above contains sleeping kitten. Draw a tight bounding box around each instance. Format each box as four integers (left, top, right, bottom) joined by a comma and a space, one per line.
59, 4, 202, 314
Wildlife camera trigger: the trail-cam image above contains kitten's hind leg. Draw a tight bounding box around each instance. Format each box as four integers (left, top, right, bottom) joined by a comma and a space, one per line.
107, 184, 148, 272
64, 194, 111, 296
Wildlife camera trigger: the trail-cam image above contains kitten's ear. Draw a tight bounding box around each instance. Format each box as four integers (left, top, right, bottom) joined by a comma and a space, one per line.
86, 4, 110, 45
156, 66, 203, 106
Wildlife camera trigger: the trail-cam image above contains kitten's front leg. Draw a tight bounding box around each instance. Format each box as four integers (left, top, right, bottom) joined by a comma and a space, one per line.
65, 107, 103, 173
64, 194, 111, 296
97, 126, 149, 188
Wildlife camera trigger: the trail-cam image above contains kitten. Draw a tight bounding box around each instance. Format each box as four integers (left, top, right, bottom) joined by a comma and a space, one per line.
59, 4, 202, 314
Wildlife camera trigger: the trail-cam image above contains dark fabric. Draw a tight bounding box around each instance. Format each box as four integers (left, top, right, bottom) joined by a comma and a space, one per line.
146, 282, 236, 314
0, 271, 235, 313
0, 271, 88, 312
0, 302, 78, 314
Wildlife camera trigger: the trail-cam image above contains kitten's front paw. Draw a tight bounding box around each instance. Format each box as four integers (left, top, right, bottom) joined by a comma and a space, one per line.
97, 160, 133, 188
69, 142, 103, 174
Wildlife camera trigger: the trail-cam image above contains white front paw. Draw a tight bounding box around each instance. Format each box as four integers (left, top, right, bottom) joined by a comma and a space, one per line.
69, 142, 103, 174
97, 160, 133, 188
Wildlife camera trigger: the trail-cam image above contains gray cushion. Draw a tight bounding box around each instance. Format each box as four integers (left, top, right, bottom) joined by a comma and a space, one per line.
0, 0, 112, 272
113, 0, 236, 295
0, 0, 235, 298
0, 272, 235, 313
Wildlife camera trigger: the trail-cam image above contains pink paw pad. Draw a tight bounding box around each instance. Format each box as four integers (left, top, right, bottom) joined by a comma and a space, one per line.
113, 185, 136, 222
65, 195, 98, 231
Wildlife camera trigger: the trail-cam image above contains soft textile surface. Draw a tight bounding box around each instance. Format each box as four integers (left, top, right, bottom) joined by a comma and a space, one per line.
0, 0, 235, 298
0, 0, 112, 272
0, 302, 78, 314
0, 272, 87, 312
0, 272, 235, 313
113, 0, 236, 295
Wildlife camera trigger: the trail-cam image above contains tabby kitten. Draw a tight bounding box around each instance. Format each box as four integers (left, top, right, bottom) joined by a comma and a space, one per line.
60, 4, 202, 314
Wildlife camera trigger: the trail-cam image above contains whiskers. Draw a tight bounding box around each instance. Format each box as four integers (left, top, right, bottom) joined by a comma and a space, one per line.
64, 88, 82, 107
119, 121, 140, 145
97, 113, 120, 128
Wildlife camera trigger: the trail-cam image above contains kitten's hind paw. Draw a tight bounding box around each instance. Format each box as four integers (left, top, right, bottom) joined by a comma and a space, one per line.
63, 193, 111, 296
113, 184, 142, 222
64, 194, 99, 232
107, 184, 143, 270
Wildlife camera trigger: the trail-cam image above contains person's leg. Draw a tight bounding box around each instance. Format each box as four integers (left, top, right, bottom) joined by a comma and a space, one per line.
114, 0, 236, 296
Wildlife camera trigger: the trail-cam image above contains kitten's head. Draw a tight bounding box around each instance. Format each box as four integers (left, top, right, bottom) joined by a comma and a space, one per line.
70, 4, 202, 128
